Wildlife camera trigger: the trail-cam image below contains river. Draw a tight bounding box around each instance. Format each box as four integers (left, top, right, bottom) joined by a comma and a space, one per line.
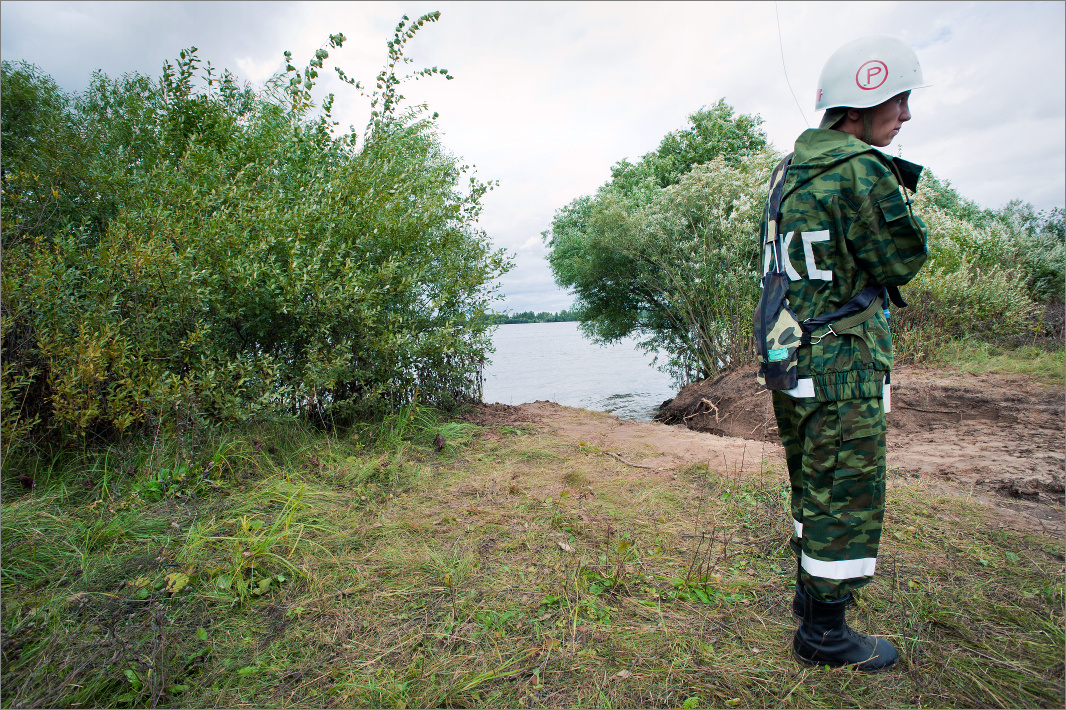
481, 321, 679, 422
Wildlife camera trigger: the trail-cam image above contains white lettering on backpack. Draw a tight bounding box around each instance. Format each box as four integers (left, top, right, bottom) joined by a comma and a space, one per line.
782, 231, 802, 281
801, 230, 833, 281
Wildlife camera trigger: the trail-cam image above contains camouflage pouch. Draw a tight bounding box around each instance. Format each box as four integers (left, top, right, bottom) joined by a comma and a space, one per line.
753, 154, 800, 391
755, 271, 802, 390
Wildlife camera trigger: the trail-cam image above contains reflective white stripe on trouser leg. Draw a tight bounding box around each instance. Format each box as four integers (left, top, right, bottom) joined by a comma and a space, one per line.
801, 553, 877, 580
883, 375, 891, 414
793, 519, 803, 538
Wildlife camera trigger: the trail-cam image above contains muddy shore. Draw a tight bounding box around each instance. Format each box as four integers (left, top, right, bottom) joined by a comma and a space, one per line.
478, 363, 1065, 535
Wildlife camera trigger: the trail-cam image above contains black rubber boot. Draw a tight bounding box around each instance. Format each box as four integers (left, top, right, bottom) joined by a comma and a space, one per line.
793, 590, 899, 671
791, 565, 805, 619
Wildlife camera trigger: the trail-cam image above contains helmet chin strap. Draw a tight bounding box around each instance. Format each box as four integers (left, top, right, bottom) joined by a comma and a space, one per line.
862, 110, 875, 144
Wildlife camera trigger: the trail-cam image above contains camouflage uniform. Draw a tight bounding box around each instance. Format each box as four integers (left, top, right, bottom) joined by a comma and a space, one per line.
765, 128, 927, 601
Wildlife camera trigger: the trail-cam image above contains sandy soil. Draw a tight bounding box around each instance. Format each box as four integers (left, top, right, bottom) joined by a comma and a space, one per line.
475, 364, 1064, 536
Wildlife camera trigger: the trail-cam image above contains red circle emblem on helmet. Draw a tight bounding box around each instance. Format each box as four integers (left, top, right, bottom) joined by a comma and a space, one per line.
855, 60, 888, 90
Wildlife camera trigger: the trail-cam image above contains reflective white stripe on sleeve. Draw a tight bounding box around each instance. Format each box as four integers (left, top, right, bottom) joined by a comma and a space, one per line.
883, 377, 891, 414
801, 552, 877, 580
784, 377, 815, 399
793, 519, 803, 538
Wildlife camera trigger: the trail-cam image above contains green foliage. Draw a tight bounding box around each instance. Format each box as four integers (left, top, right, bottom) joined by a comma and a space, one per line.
890, 262, 1039, 363
182, 483, 308, 605
545, 102, 774, 382
486, 309, 578, 324
999, 202, 1065, 302
545, 100, 1060, 379
913, 174, 1064, 304
893, 173, 1057, 361
1, 14, 512, 459
607, 99, 767, 196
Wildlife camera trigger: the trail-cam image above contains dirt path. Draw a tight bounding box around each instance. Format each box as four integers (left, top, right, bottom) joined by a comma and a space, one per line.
478, 365, 1064, 536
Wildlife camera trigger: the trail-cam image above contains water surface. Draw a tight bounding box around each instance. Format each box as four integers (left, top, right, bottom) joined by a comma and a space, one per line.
482, 321, 678, 422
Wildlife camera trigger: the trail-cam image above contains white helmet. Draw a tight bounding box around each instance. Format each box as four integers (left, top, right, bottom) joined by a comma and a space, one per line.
815, 35, 928, 111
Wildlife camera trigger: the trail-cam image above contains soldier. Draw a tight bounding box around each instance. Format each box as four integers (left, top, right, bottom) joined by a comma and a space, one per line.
760, 35, 930, 671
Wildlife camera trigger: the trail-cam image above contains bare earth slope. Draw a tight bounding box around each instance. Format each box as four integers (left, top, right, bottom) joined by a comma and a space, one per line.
481, 364, 1065, 535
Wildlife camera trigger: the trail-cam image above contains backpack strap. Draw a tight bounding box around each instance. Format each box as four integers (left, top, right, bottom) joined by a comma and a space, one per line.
801, 284, 884, 330
765, 152, 794, 232
886, 284, 908, 308
764, 153, 794, 274
800, 285, 885, 364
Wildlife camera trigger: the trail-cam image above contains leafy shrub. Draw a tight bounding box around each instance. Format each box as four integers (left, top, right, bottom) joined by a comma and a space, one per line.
894, 173, 1049, 361
891, 263, 1039, 363
1003, 203, 1065, 303
1, 14, 511, 459
545, 102, 772, 384
619, 151, 775, 381
913, 175, 1064, 303
545, 114, 1059, 379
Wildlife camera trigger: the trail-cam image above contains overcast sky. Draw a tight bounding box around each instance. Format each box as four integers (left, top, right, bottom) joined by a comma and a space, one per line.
3, 1, 1063, 313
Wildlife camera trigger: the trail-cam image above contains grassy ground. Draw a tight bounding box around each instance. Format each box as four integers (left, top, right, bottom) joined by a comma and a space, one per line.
925, 339, 1065, 387
2, 401, 1063, 708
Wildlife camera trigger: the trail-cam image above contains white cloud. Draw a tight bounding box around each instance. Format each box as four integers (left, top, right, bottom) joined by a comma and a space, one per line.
518, 235, 542, 251
233, 55, 282, 86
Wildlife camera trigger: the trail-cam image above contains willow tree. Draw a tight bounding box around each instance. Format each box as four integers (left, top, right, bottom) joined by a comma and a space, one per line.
1, 13, 512, 455
544, 101, 773, 383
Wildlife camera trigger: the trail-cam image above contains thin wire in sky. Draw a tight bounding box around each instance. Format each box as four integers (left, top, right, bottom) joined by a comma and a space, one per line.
776, 2, 810, 129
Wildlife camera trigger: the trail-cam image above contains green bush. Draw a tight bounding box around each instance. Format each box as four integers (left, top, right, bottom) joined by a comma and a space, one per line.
544, 116, 1058, 378
1, 14, 512, 459
1003, 203, 1065, 303
892, 173, 1048, 362
544, 101, 772, 383
912, 175, 1064, 303
890, 263, 1039, 363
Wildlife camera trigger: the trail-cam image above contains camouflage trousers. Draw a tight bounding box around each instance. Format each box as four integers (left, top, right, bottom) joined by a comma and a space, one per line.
772, 391, 887, 601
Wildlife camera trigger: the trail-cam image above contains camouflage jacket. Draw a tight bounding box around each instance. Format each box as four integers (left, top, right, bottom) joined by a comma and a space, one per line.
766, 128, 928, 401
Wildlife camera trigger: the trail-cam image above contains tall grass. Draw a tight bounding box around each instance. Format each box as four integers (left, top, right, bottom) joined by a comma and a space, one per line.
2, 400, 1062, 708
926, 340, 1066, 386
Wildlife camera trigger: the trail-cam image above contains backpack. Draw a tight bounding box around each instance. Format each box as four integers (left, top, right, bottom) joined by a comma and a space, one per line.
753, 154, 802, 390
753, 155, 911, 392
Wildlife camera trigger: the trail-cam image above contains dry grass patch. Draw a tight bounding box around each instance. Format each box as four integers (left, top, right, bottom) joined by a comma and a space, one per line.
3, 406, 1062, 708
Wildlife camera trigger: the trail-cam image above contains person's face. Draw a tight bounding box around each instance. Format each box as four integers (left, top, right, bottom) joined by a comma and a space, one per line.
865, 91, 912, 147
